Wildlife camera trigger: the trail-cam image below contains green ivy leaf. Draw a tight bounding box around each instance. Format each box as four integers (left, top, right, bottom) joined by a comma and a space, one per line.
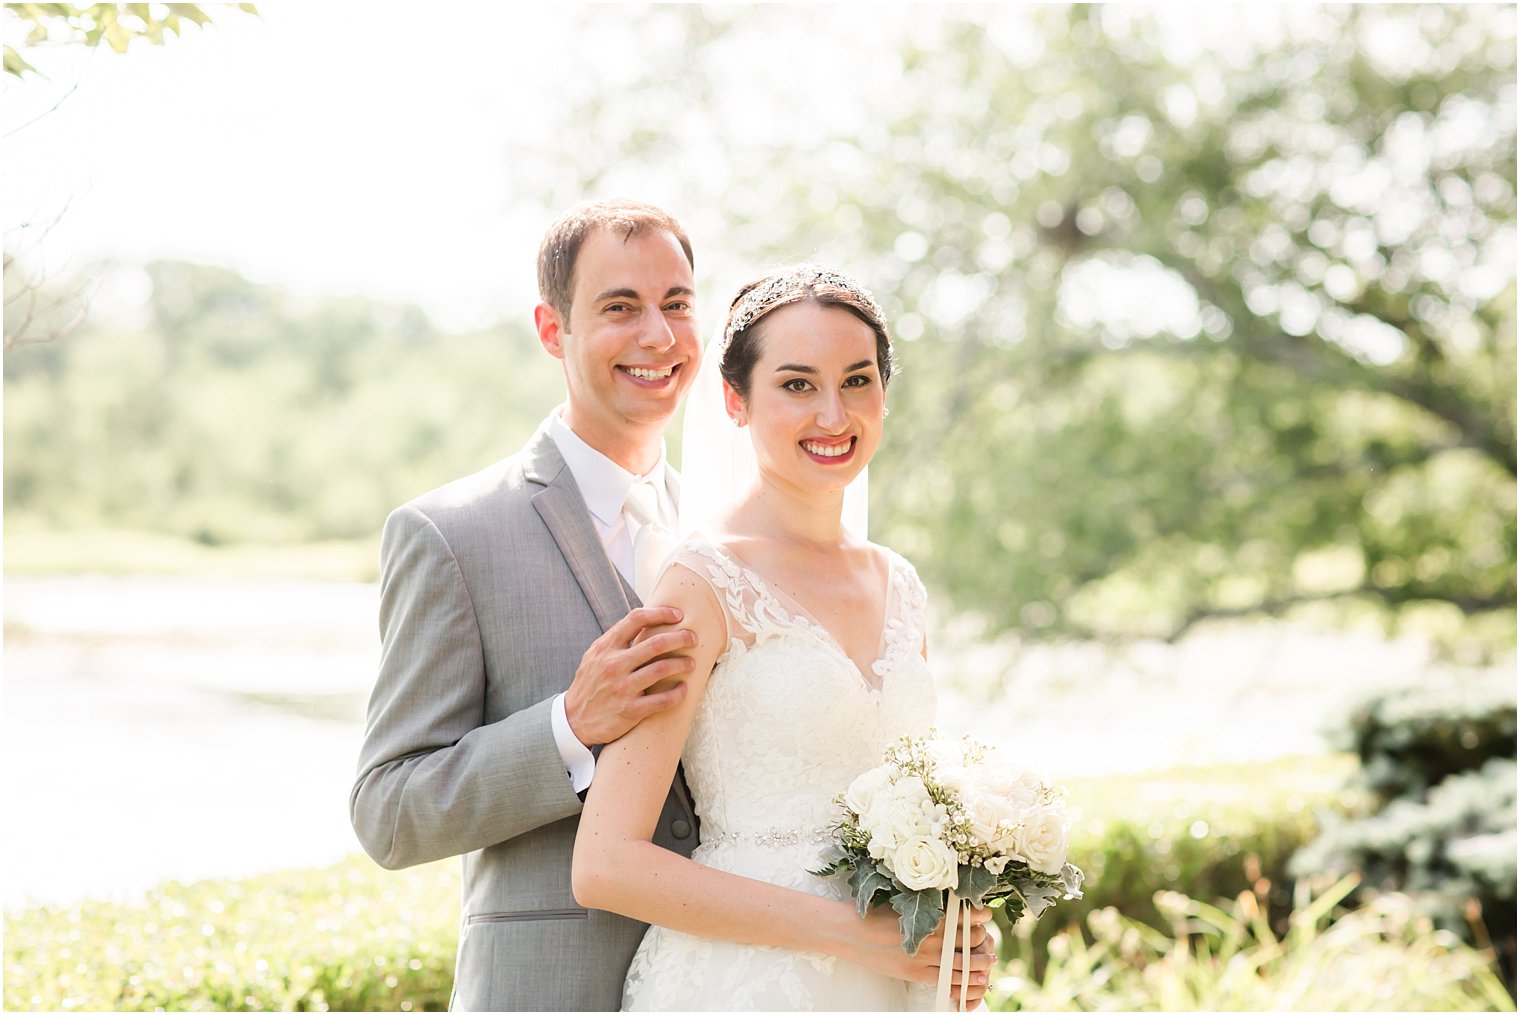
1061, 863, 1085, 900
849, 865, 895, 918
956, 863, 998, 907
890, 887, 945, 955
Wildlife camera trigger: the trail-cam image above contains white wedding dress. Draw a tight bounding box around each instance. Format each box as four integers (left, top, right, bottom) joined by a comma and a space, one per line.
621, 535, 939, 1011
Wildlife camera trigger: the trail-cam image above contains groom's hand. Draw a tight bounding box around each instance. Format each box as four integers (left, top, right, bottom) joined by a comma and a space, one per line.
564, 606, 696, 748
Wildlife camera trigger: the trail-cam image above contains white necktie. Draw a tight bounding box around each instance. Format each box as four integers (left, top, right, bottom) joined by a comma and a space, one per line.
624, 477, 675, 601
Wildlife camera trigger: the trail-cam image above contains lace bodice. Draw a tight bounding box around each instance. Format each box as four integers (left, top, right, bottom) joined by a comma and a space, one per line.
674, 537, 938, 847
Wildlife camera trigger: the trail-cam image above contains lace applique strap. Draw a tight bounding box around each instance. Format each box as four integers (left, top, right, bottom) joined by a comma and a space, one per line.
662, 537, 786, 646
878, 548, 929, 670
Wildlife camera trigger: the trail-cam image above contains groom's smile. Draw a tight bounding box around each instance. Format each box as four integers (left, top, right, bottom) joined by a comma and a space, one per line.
617, 362, 680, 386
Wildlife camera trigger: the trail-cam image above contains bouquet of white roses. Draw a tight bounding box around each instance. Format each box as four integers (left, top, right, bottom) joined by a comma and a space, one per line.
813, 731, 1083, 1007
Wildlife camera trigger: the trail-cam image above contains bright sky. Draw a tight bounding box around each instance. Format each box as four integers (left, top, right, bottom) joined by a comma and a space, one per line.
5, 4, 1504, 339
4, 2, 576, 330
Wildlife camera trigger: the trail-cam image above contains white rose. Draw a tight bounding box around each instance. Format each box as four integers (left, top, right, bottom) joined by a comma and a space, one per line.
863, 775, 934, 854
985, 769, 1046, 816
963, 790, 1020, 854
844, 764, 893, 817
891, 835, 960, 891
941, 767, 979, 805
1012, 800, 1071, 875
923, 740, 974, 796
1012, 771, 1048, 807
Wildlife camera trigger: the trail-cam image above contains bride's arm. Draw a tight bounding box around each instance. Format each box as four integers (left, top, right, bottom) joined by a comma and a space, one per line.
572, 564, 991, 994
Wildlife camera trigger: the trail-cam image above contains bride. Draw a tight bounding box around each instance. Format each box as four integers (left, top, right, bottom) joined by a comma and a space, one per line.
573, 265, 988, 1011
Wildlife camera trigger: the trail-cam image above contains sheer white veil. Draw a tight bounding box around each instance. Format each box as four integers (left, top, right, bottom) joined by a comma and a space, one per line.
678, 322, 869, 539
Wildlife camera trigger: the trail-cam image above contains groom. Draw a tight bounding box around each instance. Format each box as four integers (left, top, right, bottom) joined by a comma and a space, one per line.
351, 199, 705, 1011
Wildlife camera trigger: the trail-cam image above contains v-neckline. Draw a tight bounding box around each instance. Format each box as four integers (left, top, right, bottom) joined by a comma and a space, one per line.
711, 540, 897, 692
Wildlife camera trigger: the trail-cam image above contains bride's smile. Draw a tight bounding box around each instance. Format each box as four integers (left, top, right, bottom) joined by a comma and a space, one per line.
800, 435, 856, 462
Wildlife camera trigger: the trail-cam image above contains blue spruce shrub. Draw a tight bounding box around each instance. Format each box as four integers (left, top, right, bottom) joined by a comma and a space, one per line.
1292, 671, 1516, 990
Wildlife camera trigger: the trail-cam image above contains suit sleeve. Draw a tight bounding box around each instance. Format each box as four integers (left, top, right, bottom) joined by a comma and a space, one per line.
349, 503, 583, 869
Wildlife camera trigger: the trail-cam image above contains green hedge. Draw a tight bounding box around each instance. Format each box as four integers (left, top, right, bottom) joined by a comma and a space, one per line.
4, 857, 458, 1012
6, 756, 1354, 1011
992, 755, 1354, 981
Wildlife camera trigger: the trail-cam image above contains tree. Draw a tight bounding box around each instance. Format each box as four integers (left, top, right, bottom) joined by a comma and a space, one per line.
3, 2, 255, 77
3, 3, 258, 351
520, 5, 1516, 648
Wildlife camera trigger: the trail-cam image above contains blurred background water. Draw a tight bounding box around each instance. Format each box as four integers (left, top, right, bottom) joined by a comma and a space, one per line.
3, 571, 1442, 909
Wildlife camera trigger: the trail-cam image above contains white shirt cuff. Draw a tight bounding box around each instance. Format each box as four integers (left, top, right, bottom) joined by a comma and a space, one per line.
551, 692, 596, 793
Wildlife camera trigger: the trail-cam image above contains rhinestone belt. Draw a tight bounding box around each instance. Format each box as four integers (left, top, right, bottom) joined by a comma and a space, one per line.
702, 827, 835, 848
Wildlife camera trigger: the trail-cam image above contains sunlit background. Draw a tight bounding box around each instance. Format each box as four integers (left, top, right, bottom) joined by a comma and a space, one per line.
4, 3, 1515, 1011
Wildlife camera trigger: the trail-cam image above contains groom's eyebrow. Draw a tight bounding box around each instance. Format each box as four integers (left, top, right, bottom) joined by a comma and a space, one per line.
592, 286, 695, 303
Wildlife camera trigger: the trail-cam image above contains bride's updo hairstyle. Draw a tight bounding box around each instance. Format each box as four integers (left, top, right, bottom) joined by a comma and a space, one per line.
719, 264, 895, 400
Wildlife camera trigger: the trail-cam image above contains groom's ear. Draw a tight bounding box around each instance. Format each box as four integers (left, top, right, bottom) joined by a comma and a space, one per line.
534, 303, 567, 360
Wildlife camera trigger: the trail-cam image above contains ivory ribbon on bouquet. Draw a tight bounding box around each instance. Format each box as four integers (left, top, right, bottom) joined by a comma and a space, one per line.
934, 892, 974, 1012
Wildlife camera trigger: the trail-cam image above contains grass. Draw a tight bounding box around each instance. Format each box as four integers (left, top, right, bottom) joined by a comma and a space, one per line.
991, 876, 1515, 1011
4, 855, 459, 1012
3, 525, 379, 582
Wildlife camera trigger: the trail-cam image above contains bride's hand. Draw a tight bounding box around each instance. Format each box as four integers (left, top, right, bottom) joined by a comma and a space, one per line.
919, 907, 996, 1008
846, 906, 995, 1005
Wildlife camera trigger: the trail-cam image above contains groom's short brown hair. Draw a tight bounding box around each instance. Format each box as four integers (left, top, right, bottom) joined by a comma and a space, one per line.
537, 199, 694, 325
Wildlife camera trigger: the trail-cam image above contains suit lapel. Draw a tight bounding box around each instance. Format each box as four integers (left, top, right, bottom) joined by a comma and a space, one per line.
525, 426, 633, 634
525, 423, 699, 830
615, 568, 641, 607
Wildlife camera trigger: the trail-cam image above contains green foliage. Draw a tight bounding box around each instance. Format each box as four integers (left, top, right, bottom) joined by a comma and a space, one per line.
992, 878, 1514, 1011
3, 855, 458, 1012
1006, 755, 1347, 982
3, 3, 257, 77
4, 260, 564, 548
21, 848, 1506, 1014
1292, 671, 1517, 986
524, 5, 1516, 649
891, 886, 945, 956
1340, 672, 1518, 800
3, 757, 1353, 1011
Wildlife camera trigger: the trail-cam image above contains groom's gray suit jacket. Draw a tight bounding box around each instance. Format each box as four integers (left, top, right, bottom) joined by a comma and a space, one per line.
350, 422, 699, 1012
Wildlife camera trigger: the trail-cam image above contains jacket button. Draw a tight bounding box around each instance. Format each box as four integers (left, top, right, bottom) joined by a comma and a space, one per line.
671, 819, 692, 839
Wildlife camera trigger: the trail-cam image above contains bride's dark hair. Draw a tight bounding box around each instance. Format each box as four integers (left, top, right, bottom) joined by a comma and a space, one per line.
719, 265, 895, 399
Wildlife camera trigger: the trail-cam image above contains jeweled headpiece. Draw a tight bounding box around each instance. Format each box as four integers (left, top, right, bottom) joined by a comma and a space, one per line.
721, 263, 886, 353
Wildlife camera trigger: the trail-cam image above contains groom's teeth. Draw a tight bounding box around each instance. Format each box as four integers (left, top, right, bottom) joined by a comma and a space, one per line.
803, 440, 852, 457
624, 366, 674, 381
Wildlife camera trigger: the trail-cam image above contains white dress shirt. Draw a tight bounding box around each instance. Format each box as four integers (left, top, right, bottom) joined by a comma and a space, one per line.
545, 408, 677, 792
